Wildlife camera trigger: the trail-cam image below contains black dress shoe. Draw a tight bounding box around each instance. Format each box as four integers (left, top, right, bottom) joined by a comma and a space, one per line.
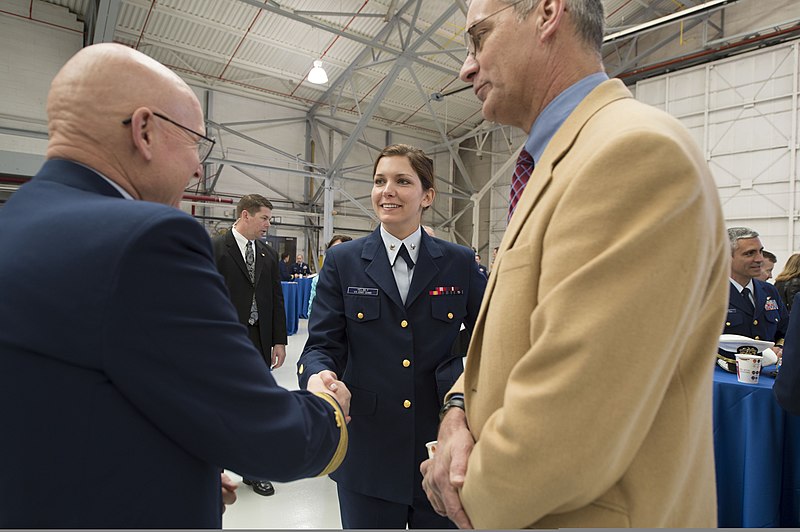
248, 480, 275, 496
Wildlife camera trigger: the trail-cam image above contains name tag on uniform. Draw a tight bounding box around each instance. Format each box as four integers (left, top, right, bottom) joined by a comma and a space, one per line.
728, 308, 737, 314
347, 286, 379, 296
765, 298, 779, 311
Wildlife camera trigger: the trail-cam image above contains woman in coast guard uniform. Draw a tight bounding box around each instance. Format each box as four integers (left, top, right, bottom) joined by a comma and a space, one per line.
298, 144, 487, 528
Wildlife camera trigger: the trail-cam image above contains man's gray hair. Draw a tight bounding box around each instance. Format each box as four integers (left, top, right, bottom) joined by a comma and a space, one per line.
503, 0, 605, 52
727, 227, 760, 254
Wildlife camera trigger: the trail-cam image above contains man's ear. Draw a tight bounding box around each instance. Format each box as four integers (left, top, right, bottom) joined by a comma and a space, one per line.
129, 107, 155, 162
538, 0, 567, 41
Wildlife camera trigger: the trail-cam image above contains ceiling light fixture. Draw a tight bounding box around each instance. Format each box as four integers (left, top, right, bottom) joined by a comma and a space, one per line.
307, 60, 328, 84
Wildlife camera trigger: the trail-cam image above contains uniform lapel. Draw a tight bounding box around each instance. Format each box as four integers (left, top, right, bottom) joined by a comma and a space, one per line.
729, 283, 754, 317
225, 230, 250, 282
405, 233, 441, 308
362, 229, 404, 310
752, 281, 767, 320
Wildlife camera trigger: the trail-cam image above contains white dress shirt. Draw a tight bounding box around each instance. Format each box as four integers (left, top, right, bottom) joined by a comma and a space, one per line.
380, 225, 421, 305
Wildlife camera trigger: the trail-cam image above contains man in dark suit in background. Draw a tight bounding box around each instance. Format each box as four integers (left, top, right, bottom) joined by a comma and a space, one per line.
0, 43, 350, 528
212, 194, 287, 497
718, 227, 788, 372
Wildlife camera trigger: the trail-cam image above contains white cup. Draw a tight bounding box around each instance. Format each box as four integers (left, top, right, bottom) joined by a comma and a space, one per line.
425, 440, 438, 459
735, 354, 763, 384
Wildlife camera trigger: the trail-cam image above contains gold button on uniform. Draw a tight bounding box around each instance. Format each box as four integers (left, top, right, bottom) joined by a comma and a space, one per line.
401, 320, 408, 328
753, 319, 758, 325
298, 364, 304, 375
403, 400, 411, 409
447, 312, 454, 320
726, 321, 731, 326
357, 312, 364, 319
402, 359, 411, 368
755, 336, 760, 340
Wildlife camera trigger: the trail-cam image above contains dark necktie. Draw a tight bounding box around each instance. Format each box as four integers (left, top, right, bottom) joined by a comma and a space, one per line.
396, 244, 415, 270
246, 241, 259, 325
741, 287, 754, 312
509, 148, 534, 221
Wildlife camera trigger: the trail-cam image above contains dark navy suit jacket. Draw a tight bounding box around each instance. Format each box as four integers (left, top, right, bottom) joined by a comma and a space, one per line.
775, 293, 800, 414
722, 280, 788, 346
298, 228, 486, 505
0, 160, 344, 528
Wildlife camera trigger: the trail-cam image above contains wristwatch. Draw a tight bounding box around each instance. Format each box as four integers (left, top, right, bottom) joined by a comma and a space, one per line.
439, 394, 465, 422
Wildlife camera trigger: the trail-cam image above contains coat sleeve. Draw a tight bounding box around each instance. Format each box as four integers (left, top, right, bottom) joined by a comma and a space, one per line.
297, 248, 350, 388
775, 293, 800, 414
104, 213, 345, 480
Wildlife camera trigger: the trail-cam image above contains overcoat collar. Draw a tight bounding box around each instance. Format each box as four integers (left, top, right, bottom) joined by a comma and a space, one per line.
37, 159, 125, 198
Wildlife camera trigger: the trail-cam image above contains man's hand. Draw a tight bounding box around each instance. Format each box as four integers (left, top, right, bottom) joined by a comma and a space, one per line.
271, 344, 287, 369
308, 371, 351, 422
220, 472, 238, 514
421, 408, 475, 529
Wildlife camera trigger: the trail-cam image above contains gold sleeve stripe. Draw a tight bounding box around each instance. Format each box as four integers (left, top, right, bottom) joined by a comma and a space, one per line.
313, 392, 349, 476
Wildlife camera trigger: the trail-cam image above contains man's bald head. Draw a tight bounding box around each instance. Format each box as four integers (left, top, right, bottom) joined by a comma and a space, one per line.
46, 43, 204, 206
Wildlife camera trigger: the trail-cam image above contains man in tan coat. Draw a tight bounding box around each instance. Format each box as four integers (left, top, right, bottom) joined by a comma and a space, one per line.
421, 0, 729, 528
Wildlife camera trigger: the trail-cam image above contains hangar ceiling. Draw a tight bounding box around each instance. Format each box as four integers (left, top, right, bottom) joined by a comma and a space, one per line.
18, 0, 800, 144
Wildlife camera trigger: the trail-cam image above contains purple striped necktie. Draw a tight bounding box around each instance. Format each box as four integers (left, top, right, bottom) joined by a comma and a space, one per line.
509, 148, 534, 221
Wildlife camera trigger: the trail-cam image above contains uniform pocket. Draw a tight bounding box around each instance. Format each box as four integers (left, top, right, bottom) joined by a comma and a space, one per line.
344, 294, 380, 322
430, 295, 466, 324
348, 384, 377, 416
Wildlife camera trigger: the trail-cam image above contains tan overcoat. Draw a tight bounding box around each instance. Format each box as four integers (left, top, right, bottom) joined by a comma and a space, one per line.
451, 79, 729, 528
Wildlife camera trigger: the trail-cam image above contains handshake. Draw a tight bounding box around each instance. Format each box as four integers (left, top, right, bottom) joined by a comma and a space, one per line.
307, 370, 351, 421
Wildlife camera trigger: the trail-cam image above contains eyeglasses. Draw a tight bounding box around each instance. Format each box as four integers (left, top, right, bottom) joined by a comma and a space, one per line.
122, 112, 216, 163
464, 0, 524, 58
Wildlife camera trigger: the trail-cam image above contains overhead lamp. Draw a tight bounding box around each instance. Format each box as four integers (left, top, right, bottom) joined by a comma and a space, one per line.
307, 60, 328, 84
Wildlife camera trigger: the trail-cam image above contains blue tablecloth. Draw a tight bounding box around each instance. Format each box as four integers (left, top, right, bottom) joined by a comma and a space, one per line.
713, 366, 800, 527
281, 282, 299, 336
297, 277, 313, 319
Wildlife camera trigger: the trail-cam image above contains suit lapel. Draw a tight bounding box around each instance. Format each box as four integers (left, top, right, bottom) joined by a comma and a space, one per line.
362, 229, 404, 310
405, 233, 442, 308
254, 240, 268, 284
465, 79, 635, 392
225, 230, 250, 282
502, 79, 632, 253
